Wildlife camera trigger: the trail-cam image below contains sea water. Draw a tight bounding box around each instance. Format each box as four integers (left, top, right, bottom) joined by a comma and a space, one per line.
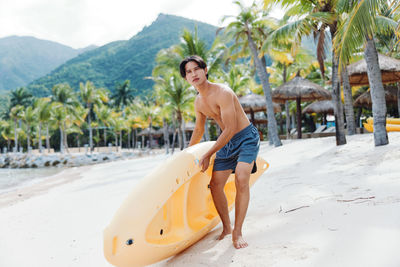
0, 168, 63, 194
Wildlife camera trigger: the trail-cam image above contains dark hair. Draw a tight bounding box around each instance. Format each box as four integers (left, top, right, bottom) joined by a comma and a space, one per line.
179, 55, 208, 79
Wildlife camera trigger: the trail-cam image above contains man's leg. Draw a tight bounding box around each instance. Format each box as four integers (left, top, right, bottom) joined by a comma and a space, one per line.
210, 169, 233, 240
232, 161, 254, 249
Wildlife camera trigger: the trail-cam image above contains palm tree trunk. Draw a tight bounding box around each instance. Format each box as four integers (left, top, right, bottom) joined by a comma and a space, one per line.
115, 134, 118, 152
285, 101, 290, 139
63, 122, 69, 153
341, 64, 356, 135
182, 117, 187, 148
14, 118, 18, 152
176, 112, 184, 150
27, 123, 31, 151
88, 111, 93, 152
59, 126, 64, 153
46, 124, 50, 153
171, 121, 177, 154
245, 26, 281, 147
119, 132, 122, 148
133, 129, 137, 149
364, 35, 388, 146
163, 118, 170, 154
39, 122, 43, 153
331, 40, 347, 145
127, 130, 131, 150
148, 122, 153, 149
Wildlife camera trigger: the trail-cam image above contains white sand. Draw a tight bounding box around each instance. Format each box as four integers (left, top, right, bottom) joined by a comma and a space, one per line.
1, 133, 400, 267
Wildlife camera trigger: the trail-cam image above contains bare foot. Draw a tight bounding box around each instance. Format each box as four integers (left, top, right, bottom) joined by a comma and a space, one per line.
232, 231, 248, 249
217, 228, 232, 240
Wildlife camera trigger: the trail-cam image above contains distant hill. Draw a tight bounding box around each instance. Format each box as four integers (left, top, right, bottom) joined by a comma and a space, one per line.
0, 36, 97, 92
27, 14, 219, 97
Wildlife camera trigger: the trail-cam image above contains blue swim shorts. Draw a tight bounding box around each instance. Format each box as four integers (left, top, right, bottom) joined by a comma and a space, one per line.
213, 124, 260, 174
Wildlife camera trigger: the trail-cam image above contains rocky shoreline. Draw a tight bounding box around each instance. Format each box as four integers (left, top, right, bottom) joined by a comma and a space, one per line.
0, 150, 158, 169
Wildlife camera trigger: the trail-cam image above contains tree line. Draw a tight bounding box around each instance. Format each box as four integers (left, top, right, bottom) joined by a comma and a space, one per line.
1, 0, 399, 152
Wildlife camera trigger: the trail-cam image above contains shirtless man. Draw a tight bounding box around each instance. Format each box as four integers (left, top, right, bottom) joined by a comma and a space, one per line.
180, 55, 260, 249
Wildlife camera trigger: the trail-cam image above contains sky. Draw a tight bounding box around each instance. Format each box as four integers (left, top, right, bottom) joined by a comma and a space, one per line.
0, 0, 276, 49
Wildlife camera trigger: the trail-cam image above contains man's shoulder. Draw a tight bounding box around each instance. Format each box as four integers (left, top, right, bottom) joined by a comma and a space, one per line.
210, 83, 235, 98
210, 82, 232, 91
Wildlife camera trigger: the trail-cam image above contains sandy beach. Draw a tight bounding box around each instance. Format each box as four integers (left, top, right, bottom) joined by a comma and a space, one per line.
1, 133, 400, 267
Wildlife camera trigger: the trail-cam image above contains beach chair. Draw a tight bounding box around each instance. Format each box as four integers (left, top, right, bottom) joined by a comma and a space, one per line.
310, 125, 327, 138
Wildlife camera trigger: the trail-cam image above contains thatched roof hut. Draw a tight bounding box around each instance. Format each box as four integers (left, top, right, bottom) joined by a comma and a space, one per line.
239, 93, 281, 113
238, 93, 281, 125
272, 76, 332, 103
353, 85, 398, 108
272, 75, 332, 138
303, 100, 335, 115
347, 54, 400, 86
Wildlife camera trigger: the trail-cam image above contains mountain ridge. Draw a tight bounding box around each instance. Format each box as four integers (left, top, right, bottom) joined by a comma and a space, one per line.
26, 13, 219, 97
0, 35, 97, 91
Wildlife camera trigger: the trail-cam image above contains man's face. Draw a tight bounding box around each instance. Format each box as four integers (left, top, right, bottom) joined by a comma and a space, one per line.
184, 61, 207, 86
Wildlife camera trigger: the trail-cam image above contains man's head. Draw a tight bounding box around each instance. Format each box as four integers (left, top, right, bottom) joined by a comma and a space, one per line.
179, 55, 208, 85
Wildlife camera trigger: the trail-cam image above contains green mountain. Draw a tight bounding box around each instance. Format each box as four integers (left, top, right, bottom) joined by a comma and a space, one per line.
27, 14, 218, 97
0, 36, 96, 92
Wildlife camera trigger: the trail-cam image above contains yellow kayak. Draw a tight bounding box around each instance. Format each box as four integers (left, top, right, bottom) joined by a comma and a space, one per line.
366, 117, 400, 125
104, 141, 269, 267
363, 122, 400, 132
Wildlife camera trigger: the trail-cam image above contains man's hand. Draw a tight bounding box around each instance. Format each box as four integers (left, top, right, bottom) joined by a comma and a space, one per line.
199, 153, 211, 172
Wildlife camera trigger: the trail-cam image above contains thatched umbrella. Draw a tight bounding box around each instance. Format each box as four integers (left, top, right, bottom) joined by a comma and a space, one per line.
303, 100, 335, 125
354, 86, 398, 108
239, 93, 281, 125
138, 128, 164, 137
272, 75, 332, 138
347, 54, 400, 86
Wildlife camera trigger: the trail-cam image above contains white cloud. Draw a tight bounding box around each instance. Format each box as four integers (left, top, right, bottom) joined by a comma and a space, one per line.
0, 0, 269, 49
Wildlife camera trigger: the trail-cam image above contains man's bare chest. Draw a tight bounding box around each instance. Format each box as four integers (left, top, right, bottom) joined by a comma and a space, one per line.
198, 100, 221, 119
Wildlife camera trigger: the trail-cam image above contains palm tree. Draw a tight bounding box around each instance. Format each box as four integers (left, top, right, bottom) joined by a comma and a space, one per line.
265, 30, 318, 138
111, 80, 136, 111
152, 73, 195, 150
9, 105, 24, 152
224, 1, 282, 146
94, 104, 112, 147
334, 0, 400, 146
268, 0, 347, 145
34, 98, 52, 153
51, 83, 81, 152
154, 28, 225, 79
80, 81, 108, 152
0, 120, 13, 151
215, 63, 253, 96
9, 87, 33, 108
22, 106, 37, 151
50, 103, 67, 153
71, 105, 88, 151
153, 81, 177, 153
133, 99, 162, 149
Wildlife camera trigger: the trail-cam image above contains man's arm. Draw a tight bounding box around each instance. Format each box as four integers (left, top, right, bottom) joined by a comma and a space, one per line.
188, 99, 206, 147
